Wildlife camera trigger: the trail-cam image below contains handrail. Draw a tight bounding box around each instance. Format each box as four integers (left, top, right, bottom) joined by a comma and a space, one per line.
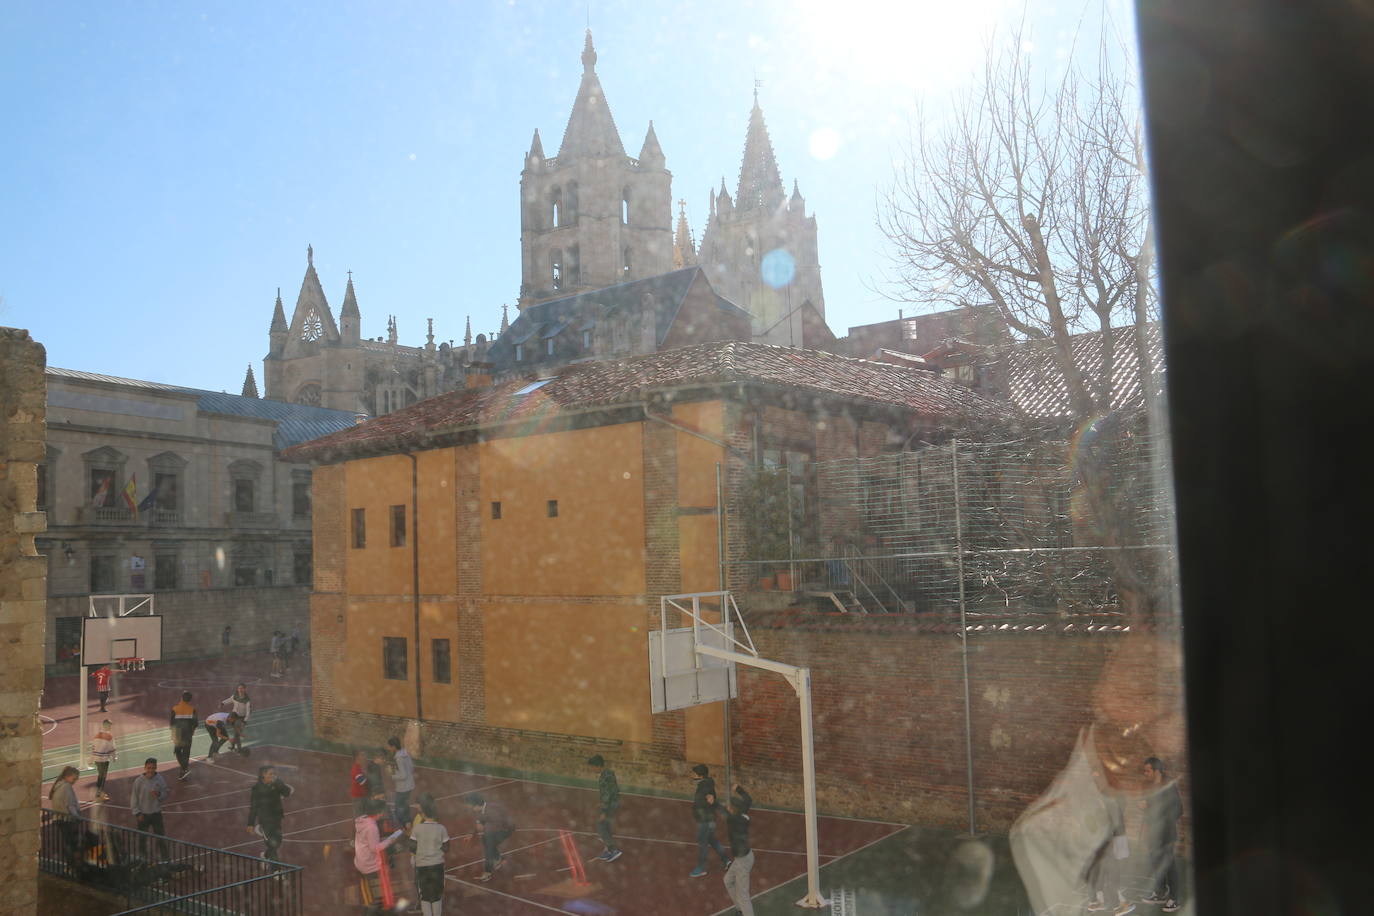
842, 557, 885, 614
848, 545, 906, 613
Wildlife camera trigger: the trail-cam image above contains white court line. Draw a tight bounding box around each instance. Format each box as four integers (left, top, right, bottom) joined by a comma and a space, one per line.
705, 824, 913, 916
217, 777, 522, 851
445, 876, 571, 915
39, 715, 57, 736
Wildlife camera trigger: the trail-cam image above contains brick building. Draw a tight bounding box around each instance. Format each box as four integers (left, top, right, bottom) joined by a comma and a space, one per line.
283, 341, 1009, 797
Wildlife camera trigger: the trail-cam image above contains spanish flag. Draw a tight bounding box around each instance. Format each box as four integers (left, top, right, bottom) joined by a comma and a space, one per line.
122, 475, 139, 520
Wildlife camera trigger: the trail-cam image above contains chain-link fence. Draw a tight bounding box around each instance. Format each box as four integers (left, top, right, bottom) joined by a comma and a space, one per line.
732, 421, 1175, 616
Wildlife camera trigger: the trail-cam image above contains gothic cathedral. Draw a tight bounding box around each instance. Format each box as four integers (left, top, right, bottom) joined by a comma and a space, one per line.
263, 30, 829, 415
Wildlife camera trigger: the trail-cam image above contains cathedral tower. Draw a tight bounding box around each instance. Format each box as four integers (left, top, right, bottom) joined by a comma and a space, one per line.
519, 31, 672, 307
698, 92, 826, 347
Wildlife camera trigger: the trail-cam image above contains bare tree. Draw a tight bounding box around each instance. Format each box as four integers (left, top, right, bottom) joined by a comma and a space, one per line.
880, 27, 1167, 614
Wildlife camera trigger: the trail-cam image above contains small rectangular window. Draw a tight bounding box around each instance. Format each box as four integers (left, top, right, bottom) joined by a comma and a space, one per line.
36, 463, 48, 511
391, 504, 406, 547
515, 343, 524, 362
234, 478, 255, 513
546, 338, 555, 356
154, 554, 178, 590
383, 637, 408, 680
292, 478, 311, 518
582, 329, 592, 351
491, 501, 502, 519
294, 548, 313, 586
90, 555, 116, 593
547, 499, 559, 518
432, 638, 452, 684
352, 508, 366, 548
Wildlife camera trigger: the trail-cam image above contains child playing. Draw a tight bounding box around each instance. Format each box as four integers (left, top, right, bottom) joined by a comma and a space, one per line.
91, 719, 117, 797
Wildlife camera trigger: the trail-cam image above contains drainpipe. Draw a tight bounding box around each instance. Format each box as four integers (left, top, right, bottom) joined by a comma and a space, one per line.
404, 452, 423, 722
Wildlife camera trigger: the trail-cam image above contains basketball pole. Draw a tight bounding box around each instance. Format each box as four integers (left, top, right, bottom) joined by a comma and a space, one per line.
78, 658, 89, 770
695, 644, 828, 908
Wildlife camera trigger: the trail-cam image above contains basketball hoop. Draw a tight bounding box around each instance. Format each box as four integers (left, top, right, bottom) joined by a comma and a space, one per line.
115, 657, 145, 672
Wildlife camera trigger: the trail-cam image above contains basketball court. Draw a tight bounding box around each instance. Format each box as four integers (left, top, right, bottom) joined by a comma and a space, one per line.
62, 743, 902, 916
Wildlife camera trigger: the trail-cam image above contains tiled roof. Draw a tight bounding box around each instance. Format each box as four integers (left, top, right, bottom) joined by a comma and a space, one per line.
282, 340, 1014, 464
1003, 323, 1164, 419
47, 367, 358, 450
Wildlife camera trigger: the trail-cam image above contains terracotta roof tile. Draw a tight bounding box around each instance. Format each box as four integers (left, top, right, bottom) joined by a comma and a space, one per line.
282, 340, 1014, 464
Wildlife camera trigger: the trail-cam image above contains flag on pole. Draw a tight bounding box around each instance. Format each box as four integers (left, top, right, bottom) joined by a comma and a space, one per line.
137, 481, 161, 513
122, 475, 139, 520
91, 475, 112, 507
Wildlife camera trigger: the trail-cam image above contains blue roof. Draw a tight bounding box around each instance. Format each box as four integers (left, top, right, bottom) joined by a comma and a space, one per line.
48, 367, 358, 450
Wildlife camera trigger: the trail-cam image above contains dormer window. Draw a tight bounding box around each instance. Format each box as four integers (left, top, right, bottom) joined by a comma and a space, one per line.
546, 338, 555, 356
582, 329, 592, 350
515, 343, 524, 362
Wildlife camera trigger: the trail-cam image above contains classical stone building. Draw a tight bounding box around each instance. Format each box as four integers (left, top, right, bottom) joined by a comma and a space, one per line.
38, 367, 357, 666
263, 30, 831, 415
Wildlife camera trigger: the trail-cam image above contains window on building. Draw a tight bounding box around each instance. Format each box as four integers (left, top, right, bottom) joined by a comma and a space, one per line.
294, 547, 313, 586
352, 508, 366, 548
234, 561, 257, 587
90, 468, 116, 506
154, 472, 180, 511
566, 181, 578, 224
622, 189, 630, 224
432, 638, 452, 684
551, 186, 562, 227
228, 459, 262, 515
491, 501, 502, 519
515, 343, 524, 362
391, 504, 406, 547
383, 637, 408, 680
234, 479, 255, 513
582, 329, 592, 350
292, 473, 311, 519
546, 338, 555, 356
154, 553, 178, 590
90, 555, 116, 593
568, 244, 580, 285
551, 248, 563, 290
547, 499, 559, 518
622, 246, 632, 278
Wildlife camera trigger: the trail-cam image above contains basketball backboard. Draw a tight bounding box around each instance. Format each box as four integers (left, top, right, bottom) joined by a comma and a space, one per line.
648, 624, 739, 713
82, 614, 163, 665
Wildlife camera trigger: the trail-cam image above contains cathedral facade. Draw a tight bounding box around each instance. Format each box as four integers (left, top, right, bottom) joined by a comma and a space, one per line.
263, 30, 829, 415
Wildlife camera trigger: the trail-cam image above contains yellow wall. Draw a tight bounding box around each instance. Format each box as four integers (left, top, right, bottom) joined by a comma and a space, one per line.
344, 454, 419, 596
483, 600, 652, 742
481, 422, 645, 596
333, 598, 462, 720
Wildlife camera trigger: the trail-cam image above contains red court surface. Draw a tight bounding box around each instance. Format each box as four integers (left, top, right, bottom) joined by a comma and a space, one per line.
63, 745, 902, 916
40, 652, 311, 751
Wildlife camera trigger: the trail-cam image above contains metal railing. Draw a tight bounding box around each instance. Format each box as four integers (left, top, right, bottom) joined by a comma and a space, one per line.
40, 811, 302, 915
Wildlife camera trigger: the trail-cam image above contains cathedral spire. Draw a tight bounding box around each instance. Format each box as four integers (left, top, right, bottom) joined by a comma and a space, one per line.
285, 245, 339, 348
558, 29, 625, 159
673, 199, 696, 269
464, 316, 473, 347
638, 121, 665, 169
341, 270, 360, 319
527, 128, 545, 166
500, 304, 510, 335
241, 364, 259, 398
735, 92, 785, 212
270, 288, 287, 333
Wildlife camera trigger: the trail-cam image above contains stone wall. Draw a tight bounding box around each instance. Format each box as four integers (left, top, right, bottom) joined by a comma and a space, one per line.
0, 326, 49, 915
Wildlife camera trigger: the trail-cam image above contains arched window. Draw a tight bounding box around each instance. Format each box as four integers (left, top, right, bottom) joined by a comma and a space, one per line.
551, 186, 562, 228
622, 189, 631, 224
551, 248, 563, 290
568, 244, 580, 285
622, 246, 632, 279
566, 181, 578, 224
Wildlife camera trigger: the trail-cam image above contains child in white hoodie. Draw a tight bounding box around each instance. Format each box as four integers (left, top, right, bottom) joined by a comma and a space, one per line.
90, 719, 117, 797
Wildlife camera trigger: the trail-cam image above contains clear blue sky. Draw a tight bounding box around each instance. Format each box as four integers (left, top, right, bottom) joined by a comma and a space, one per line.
1, 0, 1128, 391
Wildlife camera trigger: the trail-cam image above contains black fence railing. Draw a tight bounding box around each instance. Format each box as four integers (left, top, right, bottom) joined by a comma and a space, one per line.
40, 810, 302, 915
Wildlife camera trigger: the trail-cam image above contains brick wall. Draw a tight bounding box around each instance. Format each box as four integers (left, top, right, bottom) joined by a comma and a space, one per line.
0, 327, 48, 915
729, 617, 1188, 834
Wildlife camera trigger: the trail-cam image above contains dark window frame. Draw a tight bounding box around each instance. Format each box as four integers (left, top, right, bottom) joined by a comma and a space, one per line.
390, 504, 406, 548
432, 638, 452, 684
352, 508, 366, 548
547, 499, 559, 518
383, 636, 408, 681
491, 501, 502, 520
